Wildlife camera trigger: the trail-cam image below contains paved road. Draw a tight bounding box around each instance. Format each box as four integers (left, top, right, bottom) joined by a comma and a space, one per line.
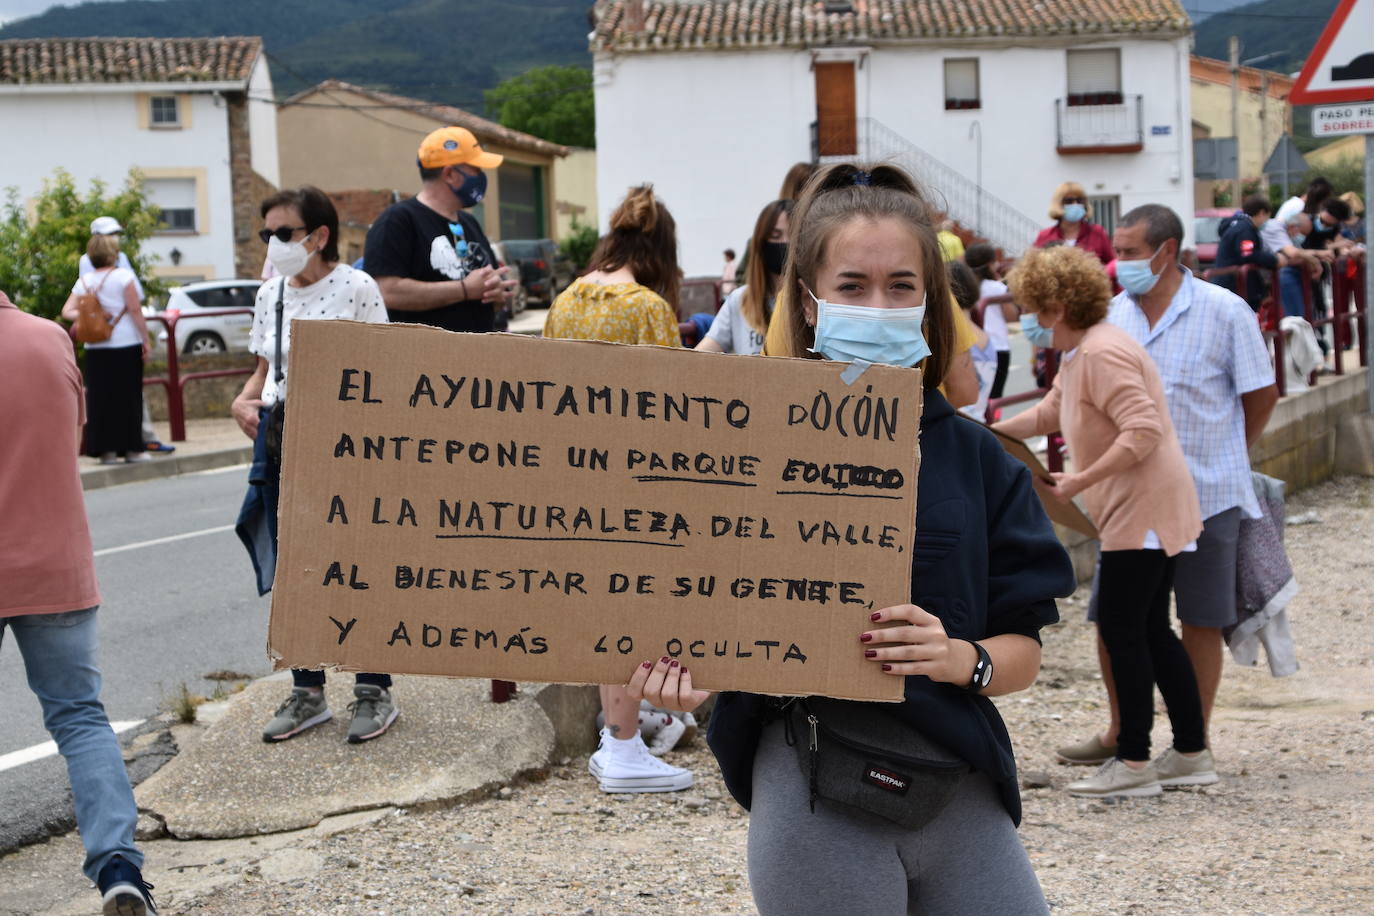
0, 465, 272, 855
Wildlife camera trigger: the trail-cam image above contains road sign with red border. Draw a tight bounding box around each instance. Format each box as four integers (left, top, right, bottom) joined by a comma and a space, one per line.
1289, 0, 1374, 105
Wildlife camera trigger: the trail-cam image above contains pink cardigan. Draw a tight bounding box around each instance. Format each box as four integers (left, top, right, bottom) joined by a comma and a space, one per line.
1021, 323, 1202, 554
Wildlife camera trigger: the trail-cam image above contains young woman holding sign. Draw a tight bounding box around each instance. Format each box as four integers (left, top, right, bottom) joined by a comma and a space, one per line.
544, 185, 697, 794
627, 163, 1076, 914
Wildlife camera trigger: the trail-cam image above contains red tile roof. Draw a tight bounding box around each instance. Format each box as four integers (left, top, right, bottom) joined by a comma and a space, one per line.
285, 80, 570, 159
0, 36, 262, 85
592, 1, 1190, 52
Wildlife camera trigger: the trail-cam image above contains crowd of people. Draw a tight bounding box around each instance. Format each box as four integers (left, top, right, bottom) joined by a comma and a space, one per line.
2, 119, 1365, 914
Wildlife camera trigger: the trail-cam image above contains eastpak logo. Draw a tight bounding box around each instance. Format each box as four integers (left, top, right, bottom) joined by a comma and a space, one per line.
864, 763, 911, 794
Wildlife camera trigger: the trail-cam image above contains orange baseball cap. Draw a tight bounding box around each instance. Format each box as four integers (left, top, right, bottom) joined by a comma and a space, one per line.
417, 126, 504, 169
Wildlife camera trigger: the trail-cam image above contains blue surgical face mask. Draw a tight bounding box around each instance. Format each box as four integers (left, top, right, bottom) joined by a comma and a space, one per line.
449, 169, 488, 208
807, 290, 930, 371
1019, 312, 1056, 349
1062, 202, 1087, 223
1291, 231, 1307, 246
1116, 243, 1166, 296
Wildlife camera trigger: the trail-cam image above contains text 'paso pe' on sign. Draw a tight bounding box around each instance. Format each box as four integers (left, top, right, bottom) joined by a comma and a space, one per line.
269, 321, 923, 702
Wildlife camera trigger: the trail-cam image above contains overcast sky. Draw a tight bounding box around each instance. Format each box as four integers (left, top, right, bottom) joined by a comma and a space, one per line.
0, 0, 60, 25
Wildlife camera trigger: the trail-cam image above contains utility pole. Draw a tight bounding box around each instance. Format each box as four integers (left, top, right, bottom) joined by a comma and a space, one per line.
1229, 36, 1242, 207
1259, 71, 1270, 198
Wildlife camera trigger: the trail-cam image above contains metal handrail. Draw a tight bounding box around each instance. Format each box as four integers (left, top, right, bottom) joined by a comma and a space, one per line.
143, 307, 256, 442
809, 117, 1042, 255
1202, 258, 1368, 397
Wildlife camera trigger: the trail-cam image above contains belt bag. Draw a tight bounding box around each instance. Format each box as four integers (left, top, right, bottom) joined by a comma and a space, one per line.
784, 697, 968, 831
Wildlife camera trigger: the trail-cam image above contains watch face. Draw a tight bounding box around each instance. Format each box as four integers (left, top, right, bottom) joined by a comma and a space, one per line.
978, 666, 993, 688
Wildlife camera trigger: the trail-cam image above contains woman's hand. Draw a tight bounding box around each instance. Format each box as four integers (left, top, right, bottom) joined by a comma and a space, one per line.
626, 656, 711, 714
232, 395, 263, 439
1048, 471, 1085, 502
861, 604, 976, 685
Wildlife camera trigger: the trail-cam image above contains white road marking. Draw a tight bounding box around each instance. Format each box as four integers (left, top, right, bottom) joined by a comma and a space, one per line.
0, 720, 144, 773
94, 524, 236, 558
186, 462, 249, 477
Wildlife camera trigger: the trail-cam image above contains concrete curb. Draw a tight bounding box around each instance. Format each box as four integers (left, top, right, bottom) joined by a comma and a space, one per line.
80, 445, 253, 491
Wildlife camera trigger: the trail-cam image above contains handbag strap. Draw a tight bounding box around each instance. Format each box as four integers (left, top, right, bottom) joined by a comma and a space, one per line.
273, 277, 286, 388
82, 270, 127, 326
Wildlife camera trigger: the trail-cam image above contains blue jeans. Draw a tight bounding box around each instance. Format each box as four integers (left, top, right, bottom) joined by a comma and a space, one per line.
0, 608, 141, 881
1279, 266, 1307, 319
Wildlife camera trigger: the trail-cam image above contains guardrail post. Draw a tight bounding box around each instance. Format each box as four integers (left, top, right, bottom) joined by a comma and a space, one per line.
163, 312, 187, 442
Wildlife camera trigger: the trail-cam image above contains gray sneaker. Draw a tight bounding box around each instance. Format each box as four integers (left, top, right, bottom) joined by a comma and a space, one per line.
1066, 758, 1163, 798
262, 688, 331, 742
1153, 748, 1219, 788
1055, 733, 1118, 765
347, 685, 398, 743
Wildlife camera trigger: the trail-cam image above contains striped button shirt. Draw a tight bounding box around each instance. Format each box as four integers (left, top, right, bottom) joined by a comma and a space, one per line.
1107, 268, 1273, 520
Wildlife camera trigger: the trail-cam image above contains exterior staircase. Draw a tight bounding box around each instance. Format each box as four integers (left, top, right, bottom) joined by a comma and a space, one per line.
812, 117, 1041, 256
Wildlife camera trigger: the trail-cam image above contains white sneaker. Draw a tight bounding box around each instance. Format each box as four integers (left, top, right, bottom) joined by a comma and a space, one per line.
645, 714, 687, 756
125, 452, 152, 463
588, 727, 611, 779
1066, 758, 1162, 799
1153, 748, 1219, 788
100, 452, 121, 465
598, 734, 693, 793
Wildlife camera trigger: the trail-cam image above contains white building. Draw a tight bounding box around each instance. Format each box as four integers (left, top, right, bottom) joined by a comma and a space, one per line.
591, 0, 1194, 275
0, 36, 280, 285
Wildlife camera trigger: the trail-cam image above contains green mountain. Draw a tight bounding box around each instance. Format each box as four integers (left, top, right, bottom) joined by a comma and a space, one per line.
1192, 0, 1338, 75
0, 0, 593, 111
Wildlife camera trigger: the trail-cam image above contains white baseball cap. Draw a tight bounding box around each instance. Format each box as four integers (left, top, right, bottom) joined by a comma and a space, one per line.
90, 216, 123, 235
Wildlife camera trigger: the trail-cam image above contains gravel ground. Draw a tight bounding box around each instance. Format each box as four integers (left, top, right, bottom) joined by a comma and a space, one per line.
113, 478, 1374, 913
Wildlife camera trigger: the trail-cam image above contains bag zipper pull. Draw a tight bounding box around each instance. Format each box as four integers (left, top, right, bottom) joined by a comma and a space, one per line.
807, 714, 819, 814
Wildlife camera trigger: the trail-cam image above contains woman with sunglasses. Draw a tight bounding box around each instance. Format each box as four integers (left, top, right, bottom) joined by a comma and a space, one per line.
1033, 182, 1113, 265
232, 187, 399, 746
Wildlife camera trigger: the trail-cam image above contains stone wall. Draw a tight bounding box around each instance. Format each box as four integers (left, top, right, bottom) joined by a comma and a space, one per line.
226, 91, 277, 279
143, 353, 257, 421
1249, 368, 1371, 493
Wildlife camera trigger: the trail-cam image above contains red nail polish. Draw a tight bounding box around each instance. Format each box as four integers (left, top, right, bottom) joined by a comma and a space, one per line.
859, 633, 872, 643
864, 649, 877, 658
641, 661, 653, 669
681, 667, 689, 675
660, 656, 670, 664
881, 664, 893, 672
871, 612, 883, 622
669, 659, 680, 668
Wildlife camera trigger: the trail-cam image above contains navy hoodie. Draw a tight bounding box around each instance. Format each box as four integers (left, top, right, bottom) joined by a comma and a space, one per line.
706, 390, 1077, 825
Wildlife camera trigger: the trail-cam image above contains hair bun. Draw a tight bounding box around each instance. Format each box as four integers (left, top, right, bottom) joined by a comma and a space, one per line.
611, 184, 659, 233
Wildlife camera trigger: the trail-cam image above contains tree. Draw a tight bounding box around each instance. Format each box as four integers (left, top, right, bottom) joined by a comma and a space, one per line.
558, 217, 600, 271
485, 64, 594, 148
0, 169, 164, 322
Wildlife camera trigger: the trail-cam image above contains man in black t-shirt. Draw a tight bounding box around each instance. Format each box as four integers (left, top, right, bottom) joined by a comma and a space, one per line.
364, 126, 516, 331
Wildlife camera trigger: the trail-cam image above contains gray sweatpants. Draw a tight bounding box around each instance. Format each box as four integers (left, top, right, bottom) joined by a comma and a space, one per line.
747, 722, 1048, 916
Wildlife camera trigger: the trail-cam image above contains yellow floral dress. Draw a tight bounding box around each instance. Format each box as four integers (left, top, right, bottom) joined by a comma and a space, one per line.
543, 279, 681, 347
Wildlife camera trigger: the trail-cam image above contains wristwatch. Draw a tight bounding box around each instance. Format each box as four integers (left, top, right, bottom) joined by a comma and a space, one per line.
965, 640, 993, 693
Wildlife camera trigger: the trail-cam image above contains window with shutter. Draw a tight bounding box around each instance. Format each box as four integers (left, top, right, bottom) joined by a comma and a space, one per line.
147, 177, 198, 233
1066, 49, 1122, 106
944, 59, 980, 110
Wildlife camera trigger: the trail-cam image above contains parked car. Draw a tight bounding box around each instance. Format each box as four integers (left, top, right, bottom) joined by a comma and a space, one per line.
146, 279, 260, 355
491, 241, 527, 315
1193, 207, 1236, 270
501, 238, 575, 306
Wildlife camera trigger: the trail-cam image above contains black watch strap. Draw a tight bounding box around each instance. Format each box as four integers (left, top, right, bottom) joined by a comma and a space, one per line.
965, 640, 993, 693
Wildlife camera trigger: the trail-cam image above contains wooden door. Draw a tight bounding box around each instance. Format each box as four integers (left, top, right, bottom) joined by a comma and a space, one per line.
815, 61, 857, 156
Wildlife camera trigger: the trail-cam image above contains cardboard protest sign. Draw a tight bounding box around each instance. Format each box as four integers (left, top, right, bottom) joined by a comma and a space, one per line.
985, 426, 1099, 539
269, 321, 923, 702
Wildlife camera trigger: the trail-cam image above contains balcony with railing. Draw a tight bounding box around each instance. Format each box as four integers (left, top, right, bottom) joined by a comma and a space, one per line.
1055, 95, 1143, 155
